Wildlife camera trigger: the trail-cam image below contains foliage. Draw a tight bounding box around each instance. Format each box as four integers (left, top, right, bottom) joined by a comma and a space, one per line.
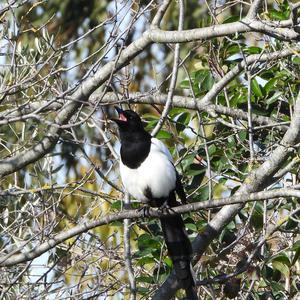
0, 0, 300, 299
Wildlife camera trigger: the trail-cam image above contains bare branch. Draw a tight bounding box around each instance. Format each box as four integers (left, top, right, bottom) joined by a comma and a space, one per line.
247, 0, 263, 19
123, 193, 136, 300
289, 1, 300, 31
151, 0, 184, 136
1, 12, 298, 178
2, 2, 299, 298
151, 0, 172, 28
1, 187, 300, 267
0, 34, 151, 178
93, 91, 289, 131
147, 19, 300, 43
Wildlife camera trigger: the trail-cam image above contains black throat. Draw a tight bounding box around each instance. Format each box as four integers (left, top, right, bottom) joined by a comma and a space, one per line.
120, 130, 151, 169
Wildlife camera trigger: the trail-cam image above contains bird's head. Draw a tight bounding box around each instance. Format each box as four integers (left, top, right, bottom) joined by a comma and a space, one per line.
112, 106, 145, 134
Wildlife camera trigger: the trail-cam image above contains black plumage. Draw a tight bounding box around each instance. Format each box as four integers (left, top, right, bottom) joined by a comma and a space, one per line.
113, 107, 197, 299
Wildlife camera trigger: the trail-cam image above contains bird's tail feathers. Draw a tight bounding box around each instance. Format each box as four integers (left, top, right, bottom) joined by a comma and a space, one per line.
160, 215, 198, 300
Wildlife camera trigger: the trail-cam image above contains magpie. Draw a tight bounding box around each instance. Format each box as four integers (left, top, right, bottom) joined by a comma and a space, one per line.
113, 106, 197, 300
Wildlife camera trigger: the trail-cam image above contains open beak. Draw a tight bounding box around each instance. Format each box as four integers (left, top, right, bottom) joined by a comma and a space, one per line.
112, 106, 127, 124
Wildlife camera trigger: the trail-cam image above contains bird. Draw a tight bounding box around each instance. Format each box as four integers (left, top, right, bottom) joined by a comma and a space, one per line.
113, 106, 197, 300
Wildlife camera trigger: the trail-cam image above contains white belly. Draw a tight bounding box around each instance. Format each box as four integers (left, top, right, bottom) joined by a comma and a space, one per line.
120, 141, 176, 203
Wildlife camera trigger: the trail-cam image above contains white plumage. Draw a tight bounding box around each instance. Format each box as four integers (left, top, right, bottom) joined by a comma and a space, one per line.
120, 138, 176, 203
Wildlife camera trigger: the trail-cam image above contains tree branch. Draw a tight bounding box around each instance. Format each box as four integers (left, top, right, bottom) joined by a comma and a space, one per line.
1, 187, 300, 267
151, 0, 172, 28
147, 19, 300, 43
1, 11, 298, 178
0, 29, 151, 178
152, 91, 300, 299
151, 0, 184, 136
247, 0, 263, 19
123, 193, 136, 300
289, 1, 300, 32
96, 91, 289, 131
3, 46, 297, 128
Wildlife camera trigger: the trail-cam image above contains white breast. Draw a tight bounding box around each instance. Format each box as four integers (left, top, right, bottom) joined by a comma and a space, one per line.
120, 138, 176, 203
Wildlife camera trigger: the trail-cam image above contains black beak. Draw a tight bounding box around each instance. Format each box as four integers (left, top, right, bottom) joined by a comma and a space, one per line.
114, 106, 124, 115
112, 106, 127, 125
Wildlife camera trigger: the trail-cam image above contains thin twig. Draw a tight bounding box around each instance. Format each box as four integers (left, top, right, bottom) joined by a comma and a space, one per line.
123, 192, 136, 300
151, 0, 184, 136
1, 187, 300, 267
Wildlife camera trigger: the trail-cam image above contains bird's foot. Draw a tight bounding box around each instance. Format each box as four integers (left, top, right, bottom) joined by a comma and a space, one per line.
158, 201, 171, 215
138, 205, 151, 218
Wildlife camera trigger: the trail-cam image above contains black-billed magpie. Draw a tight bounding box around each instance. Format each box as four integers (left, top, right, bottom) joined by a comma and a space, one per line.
113, 107, 197, 300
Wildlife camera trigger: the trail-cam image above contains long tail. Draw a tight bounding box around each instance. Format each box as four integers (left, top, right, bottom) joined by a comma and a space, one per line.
160, 212, 197, 300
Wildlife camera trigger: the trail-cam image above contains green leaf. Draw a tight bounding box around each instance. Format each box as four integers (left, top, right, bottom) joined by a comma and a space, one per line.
208, 144, 217, 156
136, 287, 150, 294
193, 69, 215, 93
230, 87, 247, 105
272, 254, 290, 267
180, 79, 190, 89
51, 164, 64, 174
169, 107, 185, 117
195, 219, 207, 230
137, 257, 155, 266
163, 256, 172, 268
226, 44, 240, 55
145, 119, 158, 130
269, 280, 286, 292
137, 234, 161, 251
292, 56, 300, 65
202, 73, 214, 91
143, 113, 159, 120
135, 248, 154, 257
136, 276, 154, 283
251, 202, 264, 229
223, 15, 240, 24
156, 130, 172, 139
193, 185, 209, 201
111, 200, 122, 210
245, 46, 262, 54
186, 163, 205, 176
185, 223, 197, 232
226, 221, 236, 231
290, 240, 300, 251
251, 78, 263, 98
238, 130, 247, 142
269, 9, 287, 21
264, 78, 278, 93
176, 112, 191, 132
290, 240, 300, 265
194, 69, 207, 81
260, 70, 277, 80
266, 92, 283, 105
228, 135, 236, 146
181, 153, 195, 171
272, 261, 290, 278
263, 265, 274, 280
110, 221, 123, 227
292, 247, 300, 266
